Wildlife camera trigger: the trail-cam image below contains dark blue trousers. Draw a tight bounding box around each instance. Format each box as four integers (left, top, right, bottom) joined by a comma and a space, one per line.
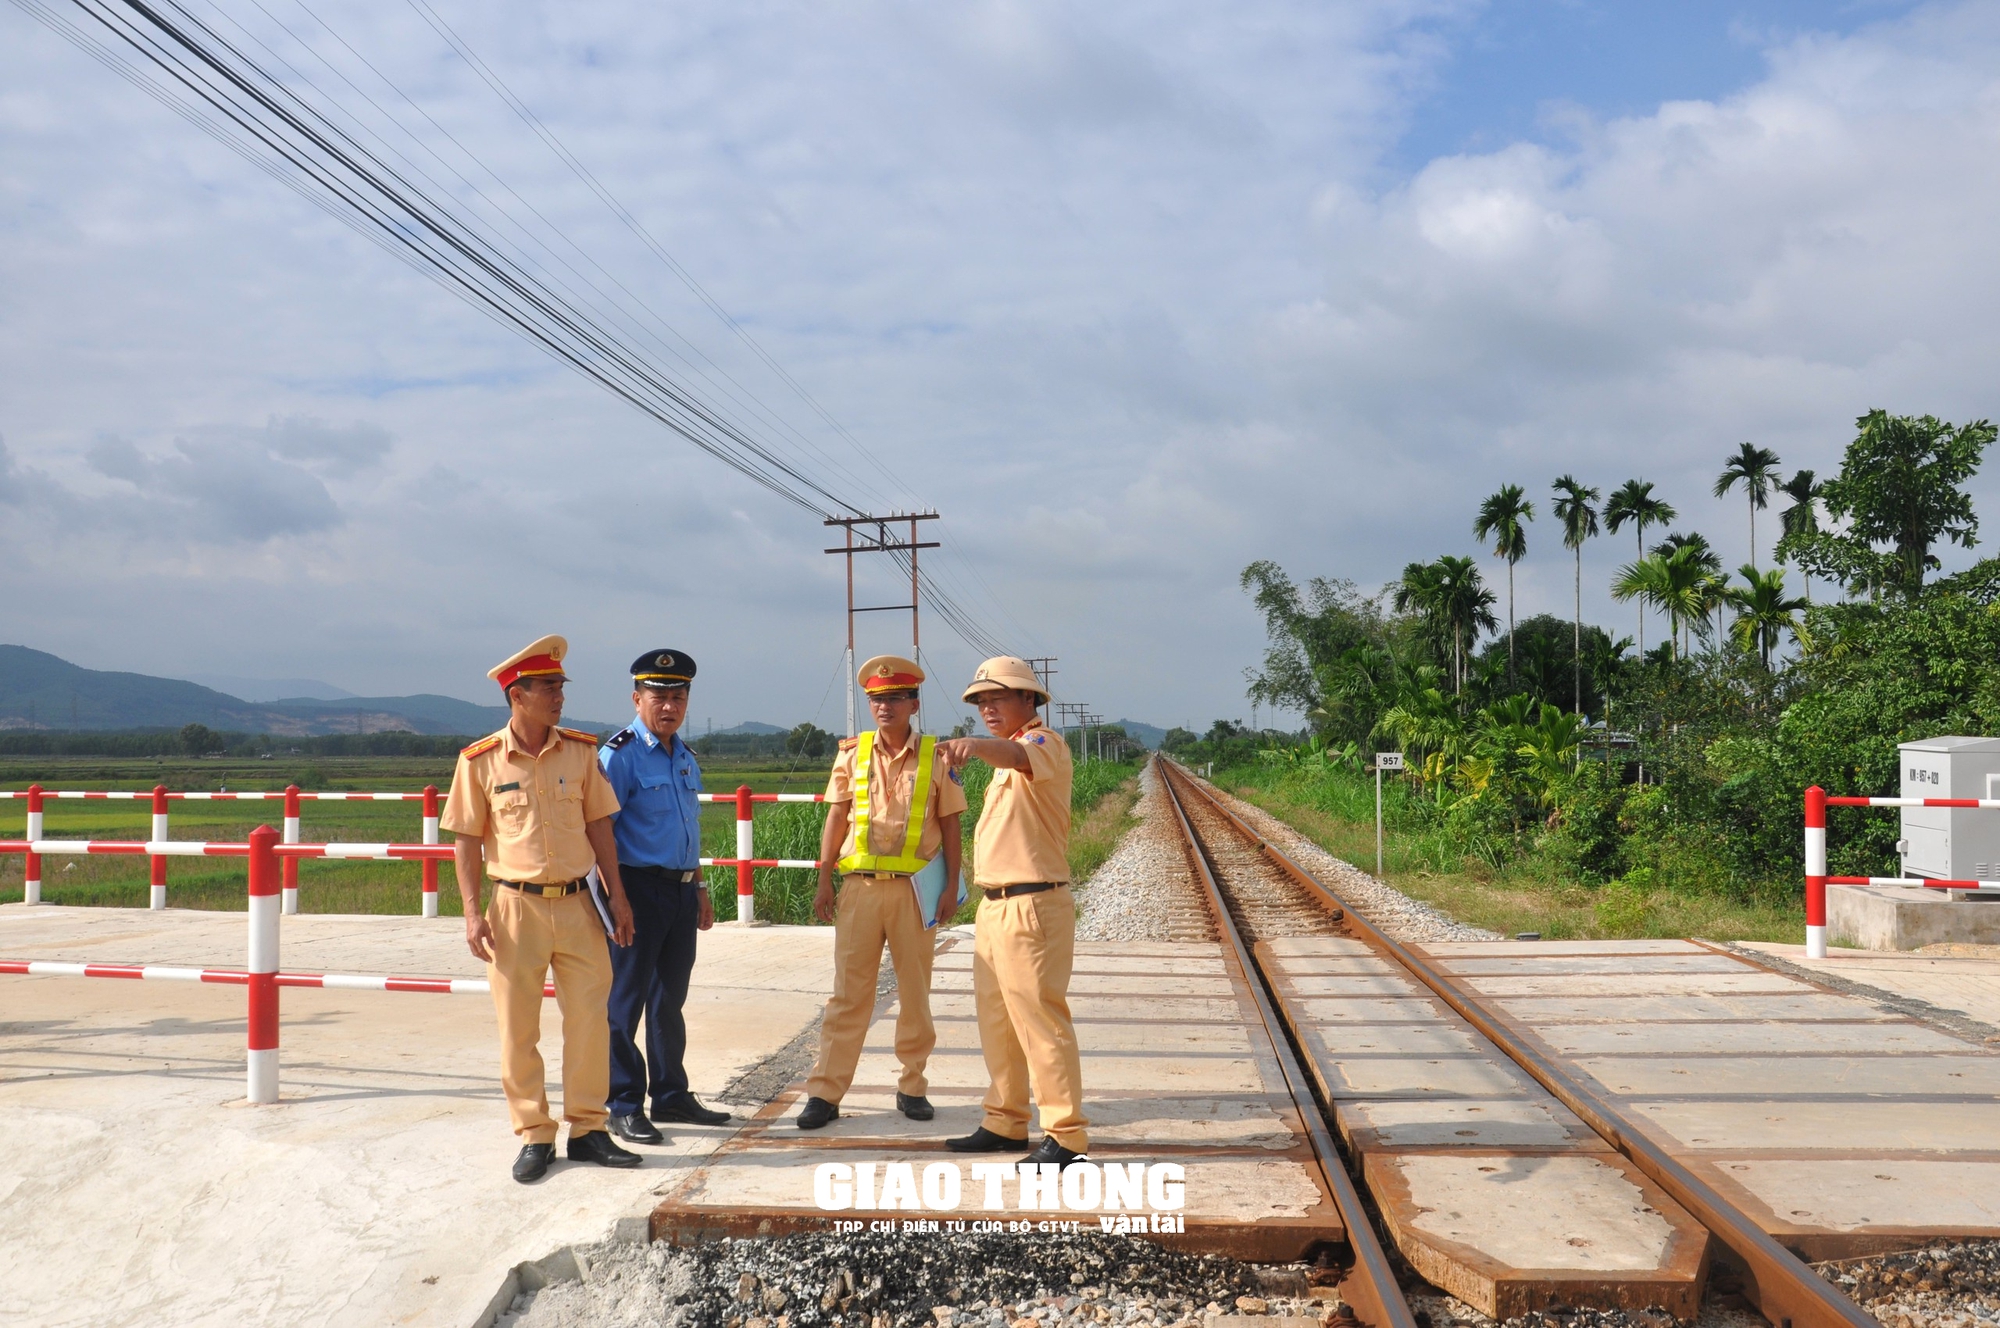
607, 864, 703, 1116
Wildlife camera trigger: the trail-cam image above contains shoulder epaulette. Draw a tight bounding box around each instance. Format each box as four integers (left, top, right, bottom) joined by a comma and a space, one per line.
603, 728, 636, 750
838, 737, 860, 751
557, 726, 598, 743
460, 735, 502, 758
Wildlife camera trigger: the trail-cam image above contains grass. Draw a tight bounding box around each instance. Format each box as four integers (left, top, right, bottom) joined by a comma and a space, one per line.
1224, 777, 1807, 944
1068, 770, 1143, 884
0, 754, 1149, 927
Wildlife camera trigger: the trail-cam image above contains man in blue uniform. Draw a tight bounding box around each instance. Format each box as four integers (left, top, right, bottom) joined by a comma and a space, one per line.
597, 648, 730, 1143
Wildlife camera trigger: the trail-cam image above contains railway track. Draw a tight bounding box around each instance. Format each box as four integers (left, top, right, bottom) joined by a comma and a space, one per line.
1153, 756, 1877, 1328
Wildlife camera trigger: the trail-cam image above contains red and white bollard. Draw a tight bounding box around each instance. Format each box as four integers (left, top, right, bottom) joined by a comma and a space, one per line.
1805, 784, 1828, 959
735, 784, 756, 924
247, 825, 281, 1103
24, 783, 42, 905
420, 785, 440, 919
149, 785, 170, 909
281, 785, 302, 915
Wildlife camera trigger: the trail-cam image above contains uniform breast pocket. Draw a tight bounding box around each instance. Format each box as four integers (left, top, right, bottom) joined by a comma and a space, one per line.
553, 787, 585, 830
494, 789, 530, 827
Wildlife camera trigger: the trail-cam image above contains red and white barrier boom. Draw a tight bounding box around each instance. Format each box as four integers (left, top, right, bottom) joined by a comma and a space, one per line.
0, 830, 518, 1103
9, 783, 823, 920
699, 788, 823, 925
1803, 783, 2000, 958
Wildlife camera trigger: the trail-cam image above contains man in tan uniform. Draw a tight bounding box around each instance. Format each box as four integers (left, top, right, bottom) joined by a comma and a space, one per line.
444, 634, 642, 1184
936, 655, 1087, 1167
796, 655, 966, 1130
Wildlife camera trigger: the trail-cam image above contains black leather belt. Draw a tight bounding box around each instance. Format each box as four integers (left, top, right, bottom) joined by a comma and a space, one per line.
626, 866, 702, 884
983, 881, 1065, 901
495, 878, 587, 898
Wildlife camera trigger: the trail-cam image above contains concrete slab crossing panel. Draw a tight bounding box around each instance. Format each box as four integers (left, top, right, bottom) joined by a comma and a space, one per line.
1435, 955, 1752, 976
1490, 994, 1900, 1023
1631, 1099, 2000, 1151
1461, 972, 1820, 997
1540, 1020, 1973, 1056
1417, 941, 1708, 957
1572, 1054, 2000, 1097
1362, 1153, 1709, 1319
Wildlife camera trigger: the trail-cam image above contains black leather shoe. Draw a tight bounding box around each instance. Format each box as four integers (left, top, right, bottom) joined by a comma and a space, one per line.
945, 1126, 1028, 1153
1021, 1136, 1089, 1168
796, 1096, 839, 1130
651, 1092, 732, 1126
512, 1143, 555, 1184
567, 1130, 642, 1168
896, 1092, 935, 1121
609, 1113, 663, 1145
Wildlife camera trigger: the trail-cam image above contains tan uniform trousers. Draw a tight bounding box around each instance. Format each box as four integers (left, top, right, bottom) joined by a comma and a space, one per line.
805, 875, 936, 1102
973, 885, 1089, 1151
487, 886, 613, 1143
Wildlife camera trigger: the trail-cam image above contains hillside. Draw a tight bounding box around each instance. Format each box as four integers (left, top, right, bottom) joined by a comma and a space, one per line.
0, 645, 615, 736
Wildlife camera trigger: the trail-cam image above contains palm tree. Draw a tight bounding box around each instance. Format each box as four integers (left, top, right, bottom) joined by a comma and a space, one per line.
1775, 469, 1823, 602
1725, 565, 1810, 667
1612, 547, 1712, 662
1714, 442, 1783, 568
1473, 485, 1534, 685
1393, 560, 1450, 678
1432, 555, 1498, 694
1550, 475, 1600, 715
1652, 533, 1723, 654
1602, 480, 1676, 655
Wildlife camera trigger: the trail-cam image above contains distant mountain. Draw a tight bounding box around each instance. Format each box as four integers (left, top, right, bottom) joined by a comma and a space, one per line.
1110, 719, 1167, 750
714, 721, 788, 735
178, 673, 356, 702
0, 645, 617, 736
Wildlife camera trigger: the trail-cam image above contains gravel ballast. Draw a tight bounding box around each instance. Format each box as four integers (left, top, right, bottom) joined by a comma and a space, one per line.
1198, 780, 1498, 945
1075, 764, 1215, 944
496, 1231, 1325, 1328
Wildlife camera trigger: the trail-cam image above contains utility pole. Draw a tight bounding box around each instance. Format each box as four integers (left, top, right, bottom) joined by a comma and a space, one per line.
1021, 657, 1058, 727
1085, 713, 1105, 764
1053, 701, 1088, 763
824, 512, 940, 737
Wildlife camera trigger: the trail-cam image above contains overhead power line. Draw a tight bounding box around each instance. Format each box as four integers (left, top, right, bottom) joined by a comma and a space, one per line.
11, 0, 1031, 663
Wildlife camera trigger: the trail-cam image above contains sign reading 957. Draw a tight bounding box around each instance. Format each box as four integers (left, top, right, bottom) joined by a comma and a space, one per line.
1375, 752, 1405, 771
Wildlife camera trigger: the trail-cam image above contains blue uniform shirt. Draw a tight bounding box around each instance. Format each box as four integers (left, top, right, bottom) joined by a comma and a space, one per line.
598, 718, 704, 869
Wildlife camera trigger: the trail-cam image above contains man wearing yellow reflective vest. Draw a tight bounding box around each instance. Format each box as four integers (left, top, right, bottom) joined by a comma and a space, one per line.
795, 655, 966, 1130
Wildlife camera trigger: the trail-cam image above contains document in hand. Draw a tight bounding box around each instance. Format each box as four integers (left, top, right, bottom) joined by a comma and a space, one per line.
912, 855, 965, 930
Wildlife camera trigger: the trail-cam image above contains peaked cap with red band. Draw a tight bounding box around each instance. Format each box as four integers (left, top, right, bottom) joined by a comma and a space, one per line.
858, 654, 924, 695
488, 634, 569, 693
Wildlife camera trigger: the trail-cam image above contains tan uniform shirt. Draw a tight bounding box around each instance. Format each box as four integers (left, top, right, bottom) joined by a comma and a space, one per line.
971, 717, 1072, 885
441, 725, 621, 884
826, 730, 969, 866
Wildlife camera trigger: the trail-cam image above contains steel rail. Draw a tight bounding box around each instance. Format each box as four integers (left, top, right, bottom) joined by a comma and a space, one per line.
1158, 759, 1874, 1328
1155, 758, 1414, 1328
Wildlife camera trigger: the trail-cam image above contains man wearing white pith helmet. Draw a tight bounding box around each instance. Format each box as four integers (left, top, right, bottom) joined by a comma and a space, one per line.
935, 655, 1088, 1168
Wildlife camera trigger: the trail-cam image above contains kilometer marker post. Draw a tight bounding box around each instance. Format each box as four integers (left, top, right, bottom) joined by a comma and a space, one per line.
1373, 752, 1404, 879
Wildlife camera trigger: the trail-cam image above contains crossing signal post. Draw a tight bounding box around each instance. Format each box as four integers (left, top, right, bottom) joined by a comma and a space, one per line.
1373, 752, 1405, 878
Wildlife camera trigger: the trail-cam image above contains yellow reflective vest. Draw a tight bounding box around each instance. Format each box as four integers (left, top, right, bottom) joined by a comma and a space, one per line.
837, 731, 938, 876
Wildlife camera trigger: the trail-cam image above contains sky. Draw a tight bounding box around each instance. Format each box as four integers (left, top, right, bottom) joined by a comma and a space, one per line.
2, 0, 1996, 735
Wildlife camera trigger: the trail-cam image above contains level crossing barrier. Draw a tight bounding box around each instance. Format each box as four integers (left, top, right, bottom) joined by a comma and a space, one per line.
0, 828, 563, 1102
7, 784, 826, 921
1803, 783, 2000, 958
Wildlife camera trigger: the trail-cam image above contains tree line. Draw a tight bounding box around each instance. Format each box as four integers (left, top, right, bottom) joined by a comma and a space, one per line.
1241, 409, 2000, 894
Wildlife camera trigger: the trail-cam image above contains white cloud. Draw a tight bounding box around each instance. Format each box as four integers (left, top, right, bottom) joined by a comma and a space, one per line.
0, 0, 1996, 728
